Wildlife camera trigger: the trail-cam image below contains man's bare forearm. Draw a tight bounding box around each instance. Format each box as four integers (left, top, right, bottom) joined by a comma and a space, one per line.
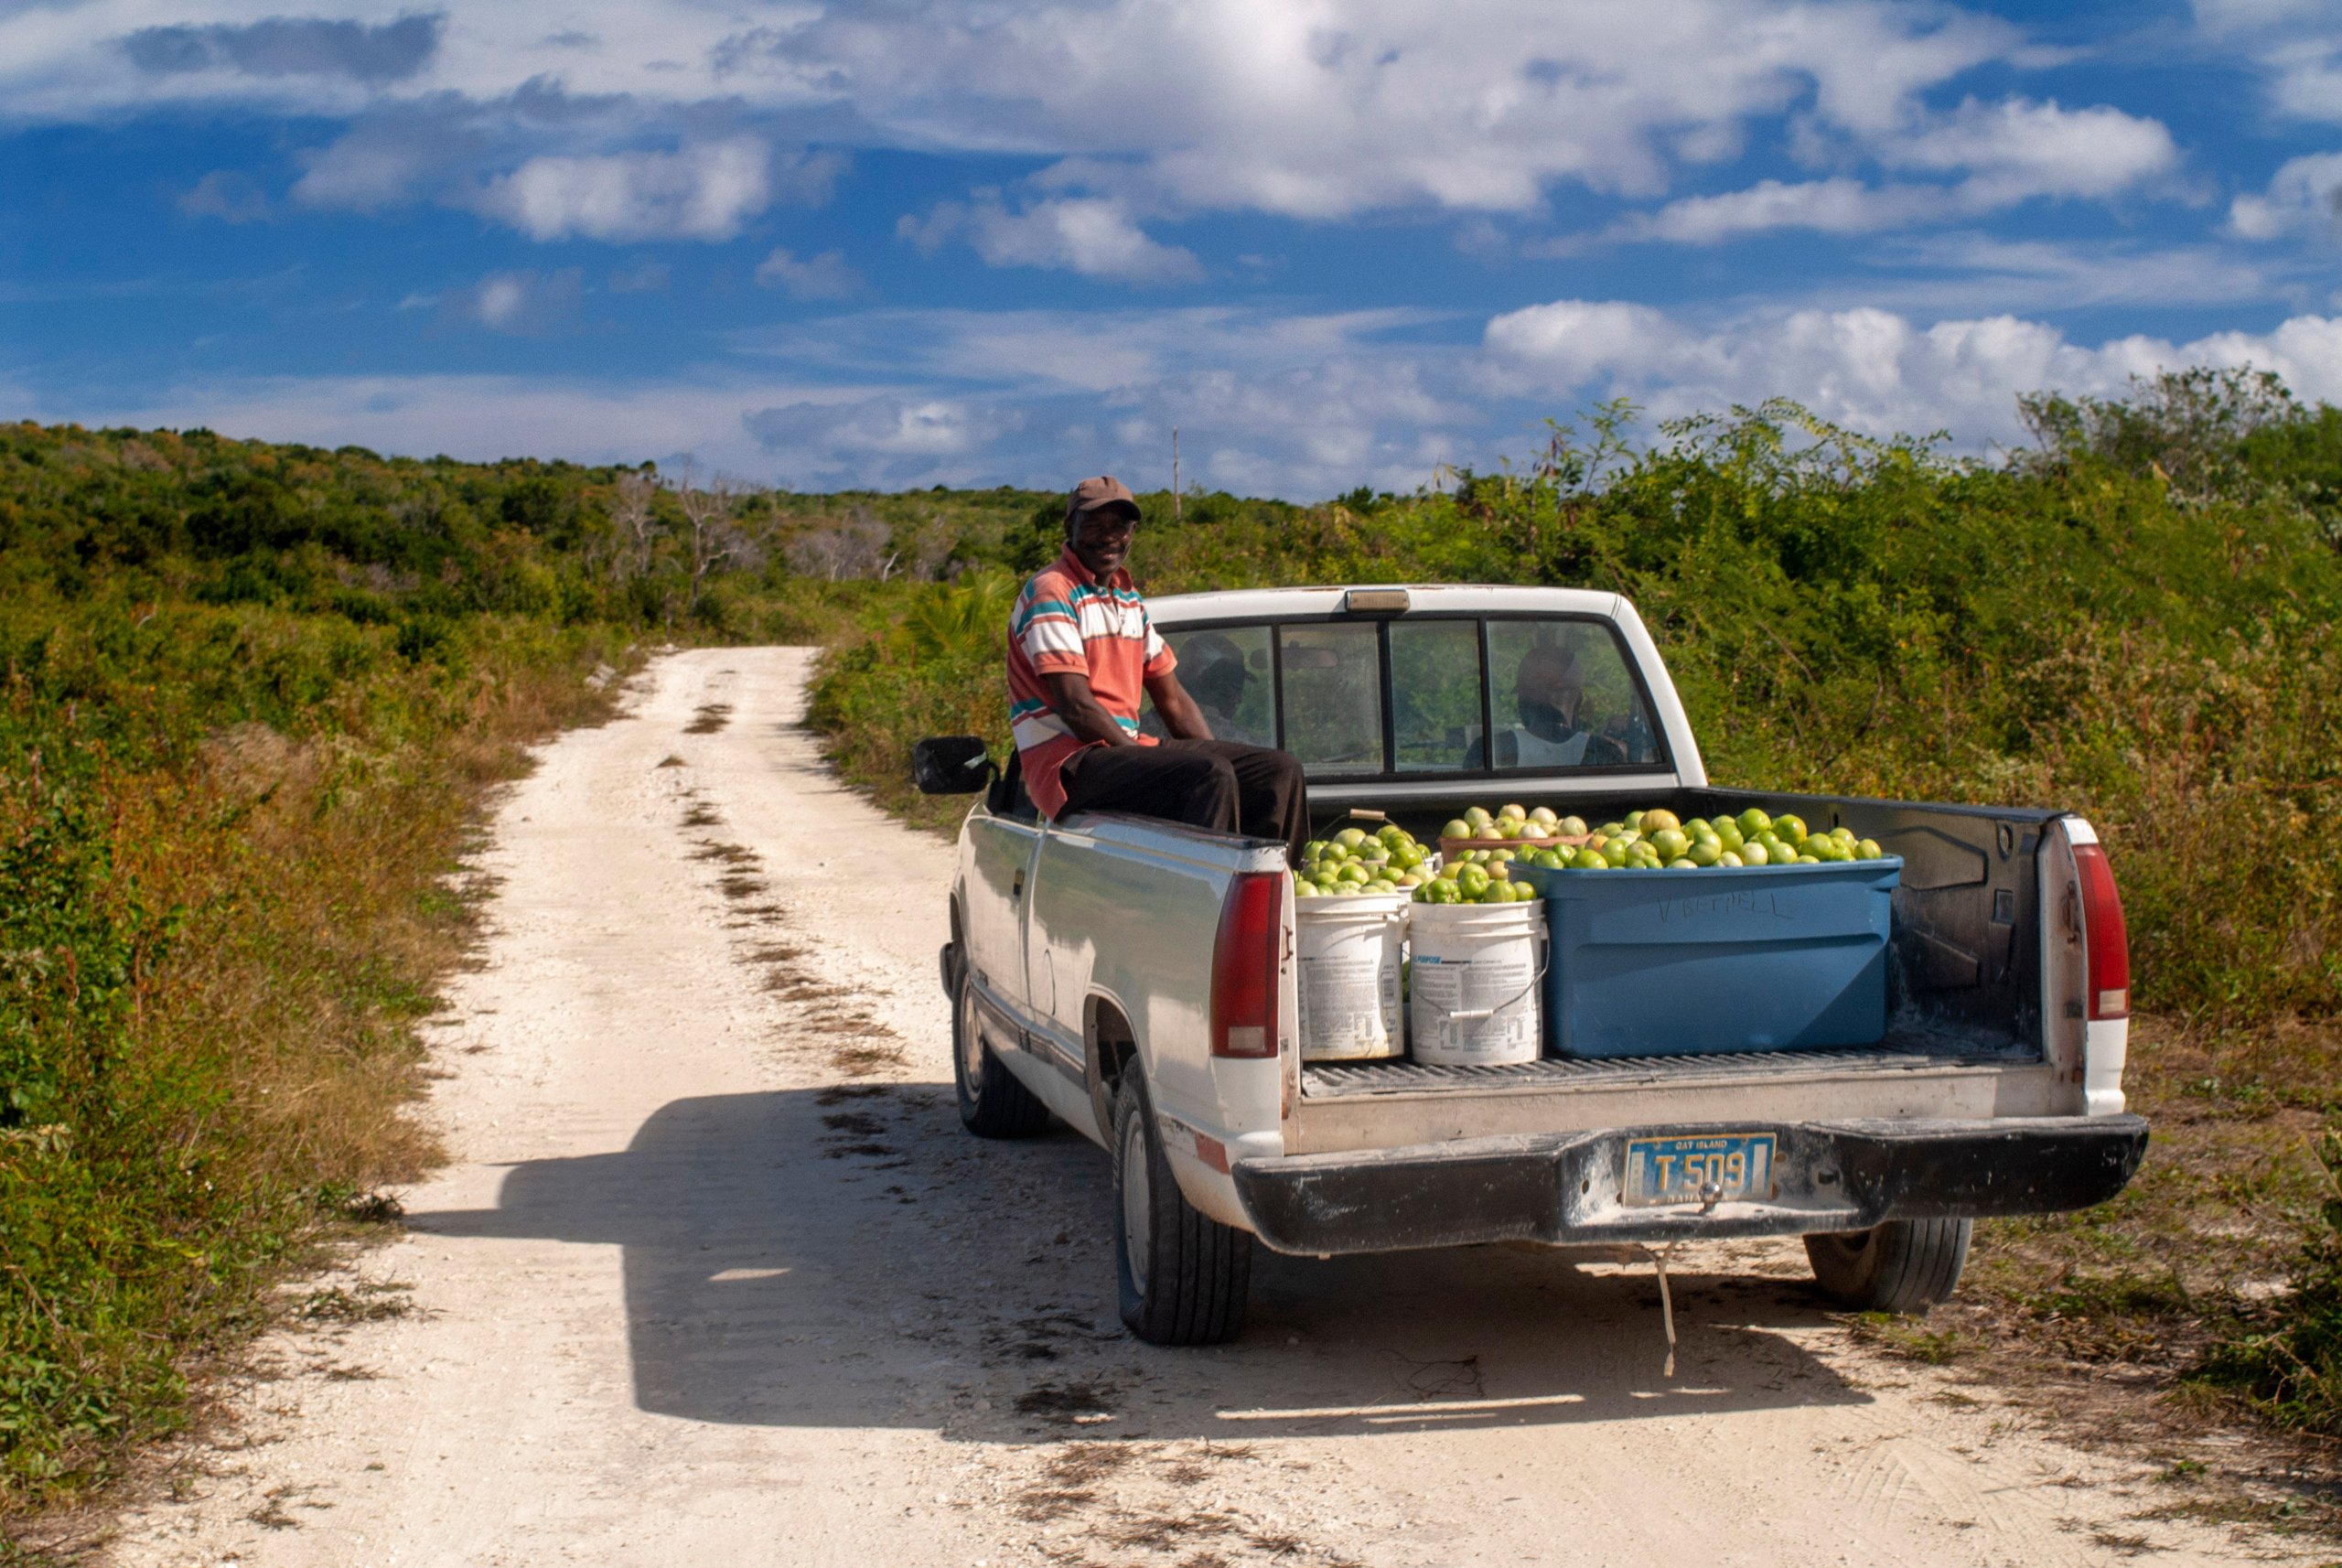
1041, 671, 1139, 746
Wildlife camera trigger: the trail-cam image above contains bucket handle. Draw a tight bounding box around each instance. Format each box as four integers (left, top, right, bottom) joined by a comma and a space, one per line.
1441, 934, 1550, 1022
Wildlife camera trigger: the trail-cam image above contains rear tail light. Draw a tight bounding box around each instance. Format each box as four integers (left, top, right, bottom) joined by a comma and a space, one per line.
1211, 872, 1284, 1058
2073, 843, 2131, 1020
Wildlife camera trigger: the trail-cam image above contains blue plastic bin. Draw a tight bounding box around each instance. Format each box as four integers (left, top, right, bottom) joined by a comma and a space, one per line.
1511, 857, 1903, 1058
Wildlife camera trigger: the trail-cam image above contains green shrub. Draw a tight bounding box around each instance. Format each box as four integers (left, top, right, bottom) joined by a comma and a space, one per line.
2196, 1131, 2342, 1433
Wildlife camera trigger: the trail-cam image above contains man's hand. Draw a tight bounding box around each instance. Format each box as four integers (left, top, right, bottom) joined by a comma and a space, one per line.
1042, 671, 1148, 746
1144, 670, 1214, 741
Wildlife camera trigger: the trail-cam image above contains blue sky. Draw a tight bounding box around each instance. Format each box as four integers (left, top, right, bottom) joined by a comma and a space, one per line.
5, 0, 2342, 498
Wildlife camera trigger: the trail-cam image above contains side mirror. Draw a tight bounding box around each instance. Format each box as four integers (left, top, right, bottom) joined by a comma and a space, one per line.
912, 736, 997, 795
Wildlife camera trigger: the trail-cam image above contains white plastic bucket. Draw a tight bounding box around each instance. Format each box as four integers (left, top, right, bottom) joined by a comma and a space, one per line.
1408, 900, 1546, 1066
1296, 892, 1409, 1060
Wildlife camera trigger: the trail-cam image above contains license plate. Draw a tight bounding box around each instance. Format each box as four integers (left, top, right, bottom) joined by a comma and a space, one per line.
1622, 1133, 1777, 1208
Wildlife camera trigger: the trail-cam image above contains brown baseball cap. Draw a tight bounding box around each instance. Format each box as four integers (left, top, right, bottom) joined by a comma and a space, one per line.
1065, 474, 1141, 525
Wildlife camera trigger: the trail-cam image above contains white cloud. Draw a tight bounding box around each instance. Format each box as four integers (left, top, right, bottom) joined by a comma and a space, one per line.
2230, 150, 2342, 239
753, 246, 862, 299
1612, 98, 2179, 244
1884, 97, 2178, 202
290, 107, 485, 211
1611, 177, 1926, 243
441, 268, 585, 336
0, 0, 2044, 230
26, 371, 821, 476
739, 304, 1477, 490
1485, 296, 2342, 444
745, 393, 1023, 482
2193, 1, 2342, 123
795, 0, 2017, 218
1850, 235, 2276, 314
467, 139, 836, 242
731, 305, 1456, 397
179, 167, 268, 222
901, 195, 1201, 284
122, 15, 442, 82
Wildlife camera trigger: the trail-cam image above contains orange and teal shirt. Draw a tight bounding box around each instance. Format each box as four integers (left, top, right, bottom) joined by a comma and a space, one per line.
1006, 546, 1176, 818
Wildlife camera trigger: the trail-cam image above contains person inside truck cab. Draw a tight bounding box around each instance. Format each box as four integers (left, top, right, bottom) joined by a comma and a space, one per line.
1177, 631, 1268, 746
1006, 476, 1309, 860
1469, 643, 1630, 768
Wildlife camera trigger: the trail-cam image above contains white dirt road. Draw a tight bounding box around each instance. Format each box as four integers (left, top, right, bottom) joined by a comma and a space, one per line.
107, 649, 2305, 1568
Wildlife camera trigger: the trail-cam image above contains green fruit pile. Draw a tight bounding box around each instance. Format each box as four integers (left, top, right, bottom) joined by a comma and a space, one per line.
1437, 804, 1589, 843
1523, 806, 1886, 873
1293, 823, 1431, 898
1412, 847, 1542, 905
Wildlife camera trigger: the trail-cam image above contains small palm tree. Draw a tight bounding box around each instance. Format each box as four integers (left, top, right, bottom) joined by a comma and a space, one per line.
905, 571, 1017, 662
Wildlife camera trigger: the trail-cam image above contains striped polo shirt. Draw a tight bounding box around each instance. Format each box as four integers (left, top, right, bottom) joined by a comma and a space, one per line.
1006, 545, 1176, 819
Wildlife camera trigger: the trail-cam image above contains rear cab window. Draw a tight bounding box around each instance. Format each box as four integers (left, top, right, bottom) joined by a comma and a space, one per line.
1140, 611, 1667, 779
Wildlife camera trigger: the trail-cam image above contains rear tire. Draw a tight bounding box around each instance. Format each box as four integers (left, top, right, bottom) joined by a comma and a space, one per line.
951, 961, 1052, 1139
1112, 1071, 1252, 1346
1804, 1219, 1972, 1313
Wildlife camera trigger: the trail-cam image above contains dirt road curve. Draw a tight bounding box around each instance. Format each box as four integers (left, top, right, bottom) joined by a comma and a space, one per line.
108, 650, 2299, 1568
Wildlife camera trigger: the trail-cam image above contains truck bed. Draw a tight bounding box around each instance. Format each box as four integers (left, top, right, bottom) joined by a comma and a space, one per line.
1301, 1026, 2030, 1100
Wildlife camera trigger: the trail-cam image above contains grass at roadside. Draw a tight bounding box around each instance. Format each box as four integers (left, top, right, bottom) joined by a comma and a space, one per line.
1853, 1021, 2342, 1530
0, 591, 625, 1531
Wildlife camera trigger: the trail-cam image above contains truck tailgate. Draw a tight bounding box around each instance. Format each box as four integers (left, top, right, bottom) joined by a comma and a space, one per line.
1288, 1038, 2057, 1154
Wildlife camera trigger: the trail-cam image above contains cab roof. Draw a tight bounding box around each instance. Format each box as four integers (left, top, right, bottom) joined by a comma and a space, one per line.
1145, 584, 1626, 625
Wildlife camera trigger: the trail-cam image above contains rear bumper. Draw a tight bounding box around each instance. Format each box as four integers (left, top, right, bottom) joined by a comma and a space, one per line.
1230, 1114, 2148, 1255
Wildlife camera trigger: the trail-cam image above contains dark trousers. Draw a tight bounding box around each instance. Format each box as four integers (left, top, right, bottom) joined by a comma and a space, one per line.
1060, 739, 1309, 863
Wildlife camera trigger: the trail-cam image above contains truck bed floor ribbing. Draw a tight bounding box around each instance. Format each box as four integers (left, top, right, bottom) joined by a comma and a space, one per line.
1300, 1038, 2032, 1100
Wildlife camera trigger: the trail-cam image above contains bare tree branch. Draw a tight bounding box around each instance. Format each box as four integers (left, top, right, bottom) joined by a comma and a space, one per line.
610, 470, 660, 582
668, 467, 744, 616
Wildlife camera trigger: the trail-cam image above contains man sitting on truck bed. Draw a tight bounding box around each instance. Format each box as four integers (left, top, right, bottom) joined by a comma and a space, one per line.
1007, 475, 1308, 859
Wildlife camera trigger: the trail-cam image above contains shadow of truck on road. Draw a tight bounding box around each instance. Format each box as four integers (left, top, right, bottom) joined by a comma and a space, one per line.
414, 1086, 1872, 1441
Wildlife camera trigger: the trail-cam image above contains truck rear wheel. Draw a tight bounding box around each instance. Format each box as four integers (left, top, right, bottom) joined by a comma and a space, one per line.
1112, 1072, 1251, 1346
952, 962, 1051, 1139
1805, 1219, 1972, 1313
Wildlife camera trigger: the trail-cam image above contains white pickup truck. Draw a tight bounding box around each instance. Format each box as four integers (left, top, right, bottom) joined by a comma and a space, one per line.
915, 585, 2146, 1346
